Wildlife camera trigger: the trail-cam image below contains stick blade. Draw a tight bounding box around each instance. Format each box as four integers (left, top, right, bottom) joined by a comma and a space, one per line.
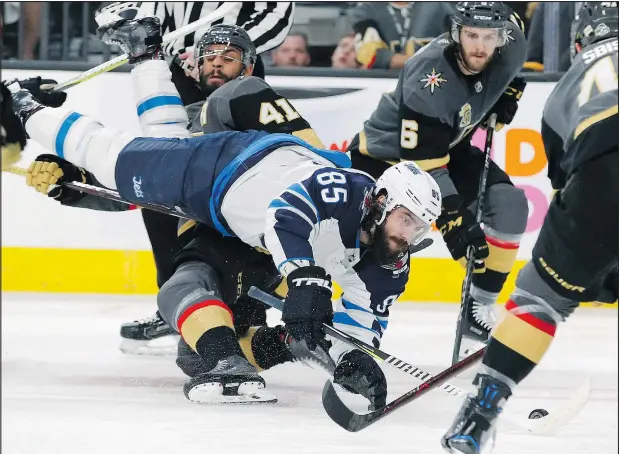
321, 381, 377, 432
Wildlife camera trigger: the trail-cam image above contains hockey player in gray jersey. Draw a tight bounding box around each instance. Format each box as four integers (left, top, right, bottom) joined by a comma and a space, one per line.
349, 2, 529, 350
442, 3, 618, 453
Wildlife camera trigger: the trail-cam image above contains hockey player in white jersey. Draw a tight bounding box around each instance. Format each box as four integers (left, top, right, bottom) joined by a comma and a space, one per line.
9, 59, 442, 406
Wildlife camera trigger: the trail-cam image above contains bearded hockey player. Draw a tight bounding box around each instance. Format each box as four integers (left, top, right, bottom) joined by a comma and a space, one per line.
10, 47, 442, 405
442, 2, 618, 452
348, 2, 529, 352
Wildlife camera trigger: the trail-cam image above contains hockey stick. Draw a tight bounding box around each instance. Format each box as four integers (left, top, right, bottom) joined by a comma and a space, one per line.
451, 114, 497, 365
3, 165, 190, 219
248, 288, 591, 435
248, 286, 467, 397
50, 2, 238, 92
323, 347, 485, 432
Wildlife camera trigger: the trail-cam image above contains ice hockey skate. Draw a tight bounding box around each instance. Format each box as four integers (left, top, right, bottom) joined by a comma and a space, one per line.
183, 355, 277, 404
119, 311, 179, 356
442, 374, 511, 454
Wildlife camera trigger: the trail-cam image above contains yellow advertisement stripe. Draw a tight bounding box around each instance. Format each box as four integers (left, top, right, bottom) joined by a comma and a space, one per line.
1, 247, 615, 307
180, 304, 234, 351
486, 242, 520, 274
491, 310, 554, 363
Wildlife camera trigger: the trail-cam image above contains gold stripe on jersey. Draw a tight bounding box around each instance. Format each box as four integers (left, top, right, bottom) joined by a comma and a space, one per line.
574, 104, 618, 139
293, 128, 325, 148
359, 130, 370, 156
177, 219, 197, 237
274, 279, 288, 298
411, 155, 450, 171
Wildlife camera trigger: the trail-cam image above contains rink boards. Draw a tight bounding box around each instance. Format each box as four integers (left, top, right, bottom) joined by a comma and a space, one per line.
1, 69, 615, 306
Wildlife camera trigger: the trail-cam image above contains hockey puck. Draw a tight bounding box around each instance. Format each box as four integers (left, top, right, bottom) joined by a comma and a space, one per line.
528, 408, 549, 419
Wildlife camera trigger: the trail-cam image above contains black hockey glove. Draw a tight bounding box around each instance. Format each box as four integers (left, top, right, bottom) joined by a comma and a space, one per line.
436, 196, 489, 273
485, 76, 527, 131
1, 82, 28, 168
26, 154, 89, 204
14, 77, 67, 108
282, 265, 333, 352
334, 349, 387, 411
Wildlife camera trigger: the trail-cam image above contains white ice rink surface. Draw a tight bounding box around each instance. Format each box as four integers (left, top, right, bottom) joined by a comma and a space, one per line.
2, 293, 618, 454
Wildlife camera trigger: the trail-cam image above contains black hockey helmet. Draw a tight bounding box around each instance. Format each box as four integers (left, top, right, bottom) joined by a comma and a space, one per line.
450, 2, 509, 46
194, 24, 257, 68
570, 2, 619, 60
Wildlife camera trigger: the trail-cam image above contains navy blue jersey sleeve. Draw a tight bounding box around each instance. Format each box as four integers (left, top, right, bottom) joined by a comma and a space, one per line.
264, 168, 357, 276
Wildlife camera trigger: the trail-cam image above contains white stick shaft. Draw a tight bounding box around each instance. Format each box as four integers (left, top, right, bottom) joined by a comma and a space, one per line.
52, 1, 239, 92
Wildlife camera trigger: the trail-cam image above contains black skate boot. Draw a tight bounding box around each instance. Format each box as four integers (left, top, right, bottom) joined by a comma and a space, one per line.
176, 326, 295, 378
97, 16, 164, 64
442, 374, 512, 454
119, 311, 180, 356
183, 355, 277, 404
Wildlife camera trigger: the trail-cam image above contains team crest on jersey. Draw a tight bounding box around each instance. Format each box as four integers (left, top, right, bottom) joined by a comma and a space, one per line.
474, 81, 483, 93
459, 103, 472, 128
420, 68, 447, 94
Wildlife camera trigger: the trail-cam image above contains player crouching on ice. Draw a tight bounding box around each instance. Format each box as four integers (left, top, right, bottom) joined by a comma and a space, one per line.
6, 73, 442, 407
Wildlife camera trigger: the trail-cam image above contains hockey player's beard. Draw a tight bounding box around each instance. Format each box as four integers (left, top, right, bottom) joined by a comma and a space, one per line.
199, 70, 235, 95
459, 49, 493, 74
371, 223, 409, 266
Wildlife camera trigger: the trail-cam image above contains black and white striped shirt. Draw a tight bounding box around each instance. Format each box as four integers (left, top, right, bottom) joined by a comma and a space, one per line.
146, 2, 295, 55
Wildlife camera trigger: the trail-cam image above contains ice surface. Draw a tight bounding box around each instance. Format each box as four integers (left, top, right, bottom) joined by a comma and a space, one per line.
2, 294, 617, 454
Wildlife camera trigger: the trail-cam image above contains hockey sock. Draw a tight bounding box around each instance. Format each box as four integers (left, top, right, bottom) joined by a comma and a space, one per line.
239, 326, 293, 371
177, 299, 245, 370
482, 299, 557, 384
472, 234, 520, 301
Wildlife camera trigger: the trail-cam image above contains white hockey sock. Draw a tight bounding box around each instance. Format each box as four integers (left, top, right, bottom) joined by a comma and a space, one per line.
132, 60, 189, 139
26, 107, 135, 189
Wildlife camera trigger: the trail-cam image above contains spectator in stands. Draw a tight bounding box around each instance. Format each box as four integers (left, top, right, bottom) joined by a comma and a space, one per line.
271, 32, 311, 67
350, 2, 455, 70
1, 2, 42, 60
331, 33, 360, 69
524, 2, 575, 72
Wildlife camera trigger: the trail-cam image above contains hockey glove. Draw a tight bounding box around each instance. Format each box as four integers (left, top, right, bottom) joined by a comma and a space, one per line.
334, 349, 387, 411
282, 265, 333, 352
14, 77, 67, 107
1, 82, 28, 168
26, 154, 89, 204
485, 76, 527, 131
436, 196, 488, 273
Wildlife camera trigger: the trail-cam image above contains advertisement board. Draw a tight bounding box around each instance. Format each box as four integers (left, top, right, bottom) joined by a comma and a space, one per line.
3, 69, 597, 304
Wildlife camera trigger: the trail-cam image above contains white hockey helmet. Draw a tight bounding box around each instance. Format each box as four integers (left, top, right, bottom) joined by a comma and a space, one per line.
95, 2, 156, 28
374, 162, 442, 244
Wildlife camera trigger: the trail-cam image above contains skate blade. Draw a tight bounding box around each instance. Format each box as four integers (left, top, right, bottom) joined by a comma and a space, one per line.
119, 335, 180, 357
186, 381, 277, 405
